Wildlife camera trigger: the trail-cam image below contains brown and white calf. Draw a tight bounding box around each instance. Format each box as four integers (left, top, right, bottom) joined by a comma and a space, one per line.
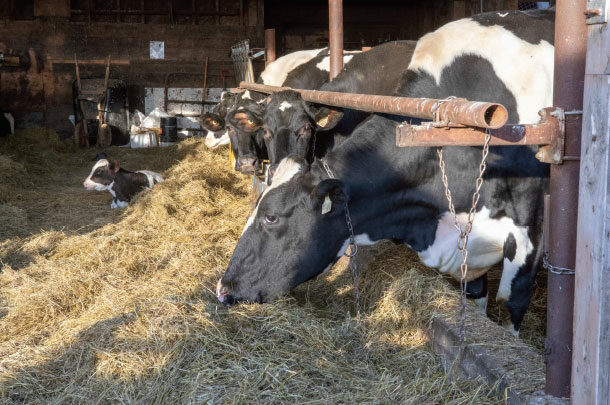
83, 159, 163, 208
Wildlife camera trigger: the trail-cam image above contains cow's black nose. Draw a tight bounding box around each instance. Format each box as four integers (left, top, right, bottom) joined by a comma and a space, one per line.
216, 282, 237, 306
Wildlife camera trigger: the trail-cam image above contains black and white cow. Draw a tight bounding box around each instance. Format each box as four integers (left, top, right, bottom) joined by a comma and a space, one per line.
206, 51, 361, 174
0, 112, 15, 137
260, 40, 417, 179
83, 159, 163, 208
217, 9, 555, 335
200, 49, 329, 150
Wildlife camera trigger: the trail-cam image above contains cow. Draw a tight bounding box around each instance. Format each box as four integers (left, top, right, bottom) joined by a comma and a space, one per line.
200, 49, 328, 150
0, 112, 14, 137
216, 8, 555, 336
83, 158, 163, 208
203, 50, 360, 174
259, 40, 418, 180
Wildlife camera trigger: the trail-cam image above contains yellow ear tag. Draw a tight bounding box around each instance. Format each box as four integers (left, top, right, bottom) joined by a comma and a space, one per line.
321, 195, 332, 215
228, 142, 236, 170
317, 115, 329, 128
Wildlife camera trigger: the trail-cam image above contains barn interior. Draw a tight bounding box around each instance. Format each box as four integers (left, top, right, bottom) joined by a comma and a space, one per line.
0, 1, 563, 403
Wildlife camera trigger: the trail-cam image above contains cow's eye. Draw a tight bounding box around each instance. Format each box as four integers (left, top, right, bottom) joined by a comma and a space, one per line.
263, 214, 278, 225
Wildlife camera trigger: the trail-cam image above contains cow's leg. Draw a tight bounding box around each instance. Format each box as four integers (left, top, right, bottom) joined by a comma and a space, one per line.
466, 273, 488, 315
497, 228, 542, 336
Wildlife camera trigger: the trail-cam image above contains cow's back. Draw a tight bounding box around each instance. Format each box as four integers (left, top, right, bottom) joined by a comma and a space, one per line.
400, 9, 554, 124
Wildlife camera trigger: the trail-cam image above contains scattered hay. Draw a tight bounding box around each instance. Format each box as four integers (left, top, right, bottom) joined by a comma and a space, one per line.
0, 204, 27, 238
0, 128, 544, 403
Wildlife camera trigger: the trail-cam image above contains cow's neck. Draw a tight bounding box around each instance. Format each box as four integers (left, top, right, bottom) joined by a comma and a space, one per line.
315, 114, 441, 252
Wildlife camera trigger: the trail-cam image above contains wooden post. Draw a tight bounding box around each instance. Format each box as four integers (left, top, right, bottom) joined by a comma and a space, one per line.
452, 0, 466, 20
572, 3, 610, 403
202, 56, 209, 102
97, 55, 111, 147
265, 28, 276, 66
74, 55, 89, 147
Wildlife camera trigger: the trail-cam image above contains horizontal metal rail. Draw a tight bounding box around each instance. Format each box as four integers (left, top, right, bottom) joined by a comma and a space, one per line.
396, 107, 563, 164
238, 81, 508, 129
396, 120, 554, 147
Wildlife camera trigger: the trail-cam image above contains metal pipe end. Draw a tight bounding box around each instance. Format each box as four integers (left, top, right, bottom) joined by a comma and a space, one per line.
484, 104, 508, 129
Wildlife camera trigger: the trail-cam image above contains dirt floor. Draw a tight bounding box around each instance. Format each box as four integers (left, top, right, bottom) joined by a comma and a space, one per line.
0, 129, 546, 403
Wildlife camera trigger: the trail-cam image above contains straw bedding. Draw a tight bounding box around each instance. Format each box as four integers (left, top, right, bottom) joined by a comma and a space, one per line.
0, 128, 545, 403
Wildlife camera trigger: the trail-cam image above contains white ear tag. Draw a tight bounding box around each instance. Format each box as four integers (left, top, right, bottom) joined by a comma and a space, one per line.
321, 195, 332, 215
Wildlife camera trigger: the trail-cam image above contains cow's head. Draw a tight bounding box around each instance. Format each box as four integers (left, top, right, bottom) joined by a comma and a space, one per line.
226, 95, 268, 174
83, 159, 119, 191
262, 91, 343, 181
200, 91, 235, 148
216, 156, 351, 305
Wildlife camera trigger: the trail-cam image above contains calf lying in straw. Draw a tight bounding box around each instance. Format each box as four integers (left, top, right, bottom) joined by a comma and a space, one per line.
83, 157, 163, 208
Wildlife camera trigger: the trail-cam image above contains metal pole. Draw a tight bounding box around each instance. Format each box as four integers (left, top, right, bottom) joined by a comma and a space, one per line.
238, 81, 508, 129
546, 0, 586, 398
328, 0, 343, 80
264, 28, 276, 66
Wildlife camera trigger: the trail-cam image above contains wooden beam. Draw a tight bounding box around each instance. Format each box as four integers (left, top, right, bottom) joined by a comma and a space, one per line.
572, 2, 610, 402
503, 0, 518, 10
452, 0, 466, 20
49, 58, 130, 65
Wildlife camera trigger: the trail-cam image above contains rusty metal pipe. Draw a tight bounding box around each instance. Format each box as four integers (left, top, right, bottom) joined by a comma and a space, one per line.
264, 29, 276, 66
328, 0, 343, 80
396, 111, 556, 147
545, 0, 586, 398
239, 81, 508, 129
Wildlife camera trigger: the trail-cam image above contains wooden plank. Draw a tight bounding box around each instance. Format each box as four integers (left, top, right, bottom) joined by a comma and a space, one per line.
503, 0, 518, 10
452, 0, 466, 20
49, 58, 130, 65
572, 7, 610, 403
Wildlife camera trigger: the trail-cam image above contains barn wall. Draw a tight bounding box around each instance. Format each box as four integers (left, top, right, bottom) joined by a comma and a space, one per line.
0, 0, 524, 135
264, 0, 519, 55
0, 0, 264, 136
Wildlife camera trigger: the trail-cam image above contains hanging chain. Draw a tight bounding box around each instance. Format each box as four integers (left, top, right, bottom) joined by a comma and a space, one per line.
321, 158, 360, 316
311, 131, 317, 163
437, 130, 492, 349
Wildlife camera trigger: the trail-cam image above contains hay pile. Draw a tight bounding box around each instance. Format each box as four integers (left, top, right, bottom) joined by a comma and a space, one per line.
0, 128, 543, 403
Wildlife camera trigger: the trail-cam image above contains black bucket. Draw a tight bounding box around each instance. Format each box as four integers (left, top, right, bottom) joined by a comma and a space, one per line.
160, 116, 178, 143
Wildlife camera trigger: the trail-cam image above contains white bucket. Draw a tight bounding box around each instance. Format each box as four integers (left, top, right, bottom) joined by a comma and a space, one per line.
130, 131, 158, 149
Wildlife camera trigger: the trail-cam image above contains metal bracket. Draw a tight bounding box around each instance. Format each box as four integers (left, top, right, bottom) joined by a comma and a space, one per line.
535, 107, 565, 165
585, 0, 607, 25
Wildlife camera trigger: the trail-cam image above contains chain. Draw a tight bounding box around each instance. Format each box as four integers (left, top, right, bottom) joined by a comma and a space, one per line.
437, 130, 492, 350
542, 253, 575, 275
320, 158, 360, 316
311, 130, 317, 163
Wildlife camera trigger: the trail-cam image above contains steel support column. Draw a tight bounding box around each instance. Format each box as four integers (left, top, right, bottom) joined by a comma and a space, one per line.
546, 0, 587, 397
328, 0, 343, 80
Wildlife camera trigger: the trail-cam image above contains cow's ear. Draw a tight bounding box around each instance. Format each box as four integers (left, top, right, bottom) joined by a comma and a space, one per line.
110, 160, 120, 173
311, 179, 347, 215
312, 106, 344, 130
